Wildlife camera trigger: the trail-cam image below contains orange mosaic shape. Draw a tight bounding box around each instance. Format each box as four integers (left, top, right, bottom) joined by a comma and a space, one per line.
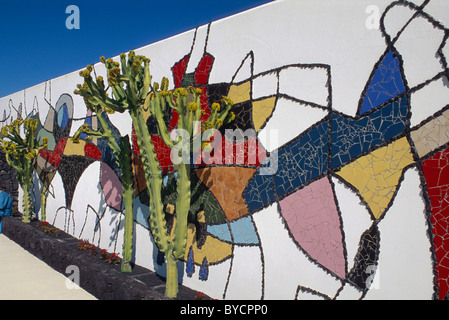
196, 166, 256, 221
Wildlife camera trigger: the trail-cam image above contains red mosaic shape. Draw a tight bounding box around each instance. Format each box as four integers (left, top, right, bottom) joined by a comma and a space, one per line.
172, 55, 190, 88
195, 53, 214, 85
199, 86, 211, 122
195, 131, 267, 168
421, 145, 449, 300
167, 109, 180, 131
152, 135, 173, 174
84, 142, 102, 160
38, 138, 68, 168
132, 126, 140, 155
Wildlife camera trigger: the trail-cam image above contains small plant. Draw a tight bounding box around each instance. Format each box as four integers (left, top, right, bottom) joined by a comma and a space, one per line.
99, 249, 121, 265
77, 239, 97, 255
194, 291, 206, 300
77, 240, 121, 265
38, 221, 59, 234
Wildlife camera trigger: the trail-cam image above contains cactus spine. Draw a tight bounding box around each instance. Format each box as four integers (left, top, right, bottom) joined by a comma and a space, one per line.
0, 118, 48, 223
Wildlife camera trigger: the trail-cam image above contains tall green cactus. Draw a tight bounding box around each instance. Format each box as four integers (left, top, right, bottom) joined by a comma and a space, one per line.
72, 105, 135, 273
0, 118, 48, 223
145, 81, 234, 297
74, 53, 172, 282
75, 51, 234, 297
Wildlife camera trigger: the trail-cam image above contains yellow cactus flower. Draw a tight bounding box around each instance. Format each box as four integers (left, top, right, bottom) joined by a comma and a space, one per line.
211, 103, 220, 111
221, 96, 233, 105
188, 102, 198, 111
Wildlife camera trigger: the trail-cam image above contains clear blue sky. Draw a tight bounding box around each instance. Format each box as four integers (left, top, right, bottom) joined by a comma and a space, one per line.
0, 0, 274, 98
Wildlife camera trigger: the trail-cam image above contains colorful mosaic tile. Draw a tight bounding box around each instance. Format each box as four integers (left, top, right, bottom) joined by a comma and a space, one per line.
279, 176, 346, 279
335, 137, 414, 220
358, 51, 406, 115
331, 96, 408, 170
422, 145, 449, 300
347, 224, 380, 291
196, 166, 256, 221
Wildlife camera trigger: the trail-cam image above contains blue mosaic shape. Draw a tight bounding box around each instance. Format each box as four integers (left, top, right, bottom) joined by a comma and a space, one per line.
80, 115, 92, 140
134, 195, 150, 228
199, 257, 208, 280
57, 103, 69, 129
230, 216, 259, 245
244, 173, 276, 213
331, 96, 408, 169
359, 51, 405, 115
207, 216, 259, 245
157, 250, 165, 266
245, 120, 329, 212
207, 223, 231, 242
274, 120, 329, 198
186, 247, 195, 277
93, 113, 122, 176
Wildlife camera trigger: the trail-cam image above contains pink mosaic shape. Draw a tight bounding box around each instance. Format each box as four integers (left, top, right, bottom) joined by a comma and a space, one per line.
100, 162, 123, 211
279, 177, 346, 279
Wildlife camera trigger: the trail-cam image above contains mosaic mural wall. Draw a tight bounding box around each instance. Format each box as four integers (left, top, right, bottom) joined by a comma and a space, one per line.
1, 0, 449, 299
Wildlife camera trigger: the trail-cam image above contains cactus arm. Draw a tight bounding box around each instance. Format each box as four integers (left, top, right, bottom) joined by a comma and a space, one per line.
119, 136, 135, 273
173, 161, 191, 259
4, 153, 19, 172
126, 76, 139, 108
40, 184, 48, 222
111, 84, 127, 103
95, 112, 121, 153
21, 175, 32, 223
145, 92, 180, 149
140, 59, 151, 100
18, 158, 33, 223
130, 108, 170, 253
165, 245, 179, 298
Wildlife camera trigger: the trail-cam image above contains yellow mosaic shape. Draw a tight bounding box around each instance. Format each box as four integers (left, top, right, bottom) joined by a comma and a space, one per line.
335, 137, 414, 219
227, 81, 251, 105
183, 223, 232, 265
253, 97, 276, 132
63, 139, 86, 156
